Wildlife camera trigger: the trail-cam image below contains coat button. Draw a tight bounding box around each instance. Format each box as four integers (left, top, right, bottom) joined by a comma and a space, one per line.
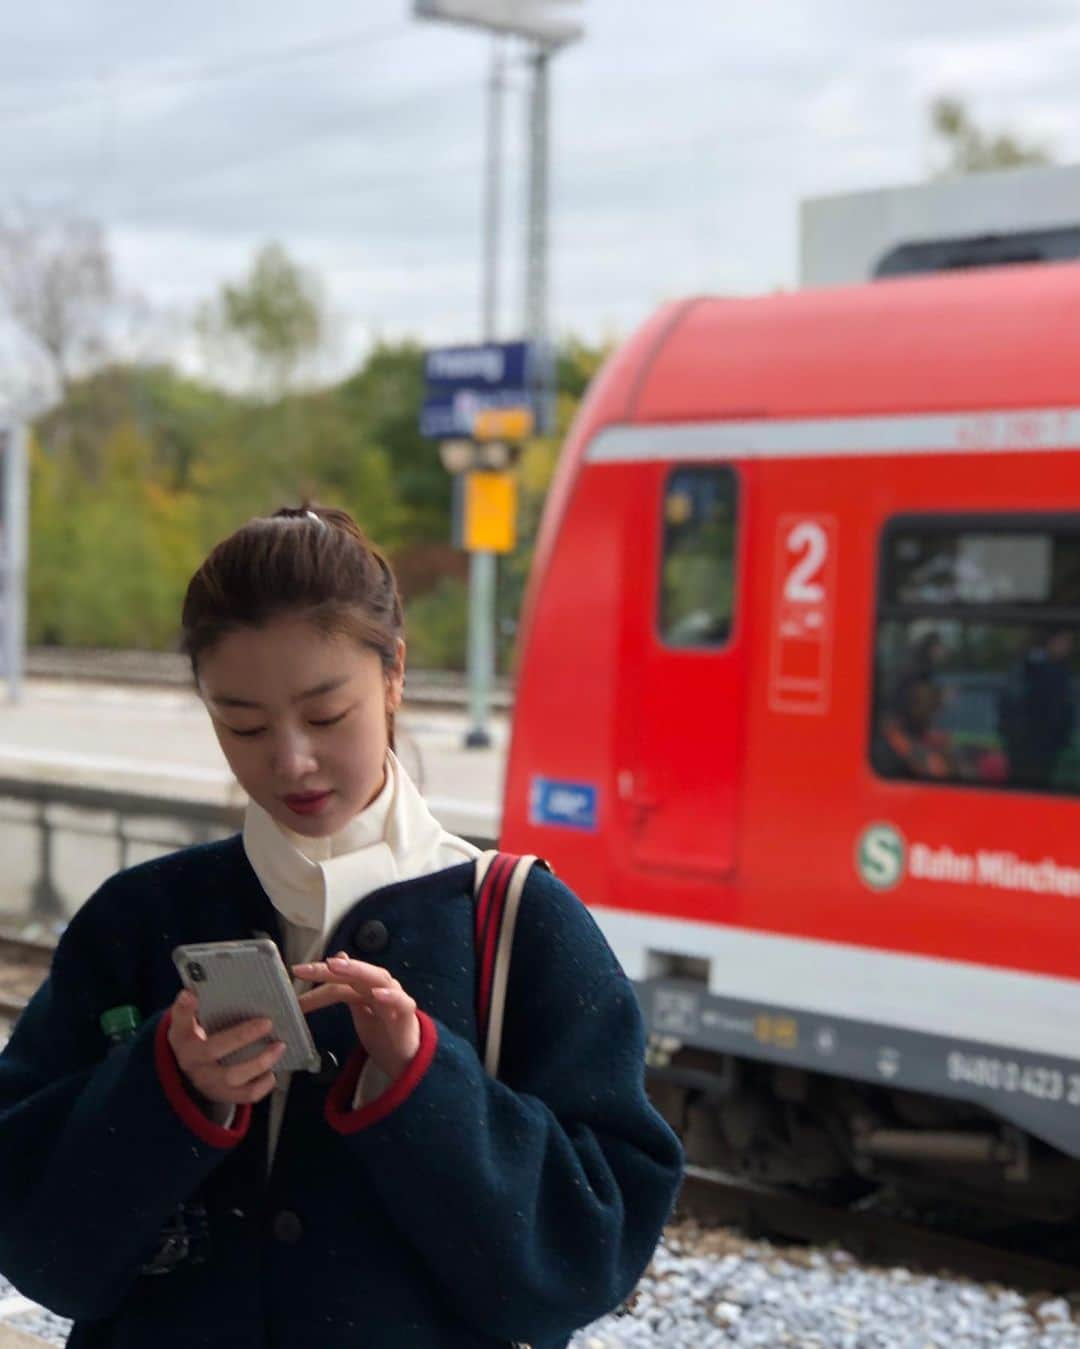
353, 919, 389, 954
272, 1210, 304, 1244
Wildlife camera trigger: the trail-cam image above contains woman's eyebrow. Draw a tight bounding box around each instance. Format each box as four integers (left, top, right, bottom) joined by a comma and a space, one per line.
212, 676, 351, 710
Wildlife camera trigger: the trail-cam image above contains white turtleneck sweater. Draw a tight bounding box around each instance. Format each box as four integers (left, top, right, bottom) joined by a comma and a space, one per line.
229, 750, 478, 1167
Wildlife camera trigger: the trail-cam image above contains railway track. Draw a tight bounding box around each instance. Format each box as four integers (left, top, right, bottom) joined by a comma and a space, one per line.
25, 648, 513, 714
0, 936, 53, 1022
678, 1163, 1080, 1295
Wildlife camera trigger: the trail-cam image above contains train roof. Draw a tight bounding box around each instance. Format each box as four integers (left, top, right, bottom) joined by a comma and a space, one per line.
523, 263, 1080, 635
595, 261, 1080, 432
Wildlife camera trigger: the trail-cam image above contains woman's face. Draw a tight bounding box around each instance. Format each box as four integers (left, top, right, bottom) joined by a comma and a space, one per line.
197, 612, 404, 838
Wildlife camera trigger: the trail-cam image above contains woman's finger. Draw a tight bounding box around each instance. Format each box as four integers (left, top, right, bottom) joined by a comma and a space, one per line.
214, 1070, 278, 1105
169, 992, 213, 1049
296, 983, 366, 1014
293, 956, 393, 991
169, 989, 198, 1032
167, 991, 203, 1054
221, 1041, 286, 1089
187, 1016, 274, 1069
371, 986, 416, 1022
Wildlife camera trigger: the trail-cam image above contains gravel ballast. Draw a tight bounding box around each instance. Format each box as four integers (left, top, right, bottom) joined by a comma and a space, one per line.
3, 1223, 1079, 1347
571, 1224, 1080, 1348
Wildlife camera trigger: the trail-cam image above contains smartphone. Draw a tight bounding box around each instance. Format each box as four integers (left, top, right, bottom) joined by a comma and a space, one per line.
172, 938, 321, 1074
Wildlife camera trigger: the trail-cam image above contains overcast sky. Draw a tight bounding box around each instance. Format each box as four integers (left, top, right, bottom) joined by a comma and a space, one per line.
1, 0, 1078, 377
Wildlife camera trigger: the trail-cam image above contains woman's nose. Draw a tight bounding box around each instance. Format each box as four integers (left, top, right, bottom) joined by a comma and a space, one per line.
271, 730, 318, 780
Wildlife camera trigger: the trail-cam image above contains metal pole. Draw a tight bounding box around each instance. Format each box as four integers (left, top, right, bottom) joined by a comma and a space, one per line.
3, 422, 27, 705
466, 43, 551, 751
525, 45, 551, 349
30, 801, 64, 925
464, 36, 505, 751
464, 543, 496, 748
482, 36, 504, 343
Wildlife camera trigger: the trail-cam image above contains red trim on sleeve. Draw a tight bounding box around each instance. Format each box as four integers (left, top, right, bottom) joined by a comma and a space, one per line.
324, 1011, 438, 1134
154, 1012, 252, 1148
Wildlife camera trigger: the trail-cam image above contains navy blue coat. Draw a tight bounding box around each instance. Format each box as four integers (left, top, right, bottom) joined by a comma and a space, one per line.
0, 837, 682, 1347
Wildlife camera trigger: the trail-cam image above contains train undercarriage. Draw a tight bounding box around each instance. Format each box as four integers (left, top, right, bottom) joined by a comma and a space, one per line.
647, 1043, 1080, 1225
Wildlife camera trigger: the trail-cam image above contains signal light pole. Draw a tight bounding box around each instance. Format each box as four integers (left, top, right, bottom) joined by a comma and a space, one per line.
415, 0, 583, 748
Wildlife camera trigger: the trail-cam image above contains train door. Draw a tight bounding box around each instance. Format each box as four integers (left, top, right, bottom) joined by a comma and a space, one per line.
615, 461, 745, 881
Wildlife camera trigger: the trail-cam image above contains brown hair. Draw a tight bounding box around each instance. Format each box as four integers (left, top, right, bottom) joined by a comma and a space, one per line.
180, 505, 404, 745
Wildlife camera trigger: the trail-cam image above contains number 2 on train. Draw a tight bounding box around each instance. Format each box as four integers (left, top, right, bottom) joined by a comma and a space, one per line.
769, 515, 838, 715
785, 521, 829, 603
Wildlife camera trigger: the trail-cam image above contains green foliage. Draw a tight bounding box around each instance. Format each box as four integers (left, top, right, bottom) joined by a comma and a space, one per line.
28, 422, 203, 648
27, 303, 609, 669
337, 342, 450, 547
36, 363, 234, 484
402, 576, 469, 671
930, 96, 1052, 175
22, 225, 613, 667
556, 335, 612, 399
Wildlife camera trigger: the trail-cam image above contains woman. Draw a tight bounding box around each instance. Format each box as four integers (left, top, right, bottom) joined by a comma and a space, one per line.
0, 505, 683, 1348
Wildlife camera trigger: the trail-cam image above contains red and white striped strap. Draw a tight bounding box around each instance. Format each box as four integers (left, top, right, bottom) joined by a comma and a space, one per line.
473, 851, 545, 1078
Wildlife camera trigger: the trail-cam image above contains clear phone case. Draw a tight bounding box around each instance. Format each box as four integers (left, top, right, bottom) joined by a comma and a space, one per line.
171, 938, 320, 1073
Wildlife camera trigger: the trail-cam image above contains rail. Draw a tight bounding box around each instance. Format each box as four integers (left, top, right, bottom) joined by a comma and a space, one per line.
0, 775, 244, 930
677, 1163, 1080, 1294
0, 775, 496, 1013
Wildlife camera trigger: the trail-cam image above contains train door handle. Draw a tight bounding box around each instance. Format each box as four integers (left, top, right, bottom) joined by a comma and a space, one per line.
617, 770, 660, 812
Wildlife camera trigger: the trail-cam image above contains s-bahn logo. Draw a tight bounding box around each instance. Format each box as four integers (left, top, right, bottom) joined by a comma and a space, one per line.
856, 823, 1080, 897
856, 823, 907, 891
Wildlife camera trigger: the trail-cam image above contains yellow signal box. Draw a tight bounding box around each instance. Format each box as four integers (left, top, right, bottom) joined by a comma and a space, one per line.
473, 406, 534, 443
464, 471, 517, 553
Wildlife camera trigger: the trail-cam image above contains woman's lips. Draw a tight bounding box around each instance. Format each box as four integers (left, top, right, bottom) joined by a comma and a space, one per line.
283, 791, 333, 816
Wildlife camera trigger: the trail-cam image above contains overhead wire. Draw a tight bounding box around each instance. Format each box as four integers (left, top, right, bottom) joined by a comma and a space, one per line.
110, 120, 771, 221
0, 21, 415, 130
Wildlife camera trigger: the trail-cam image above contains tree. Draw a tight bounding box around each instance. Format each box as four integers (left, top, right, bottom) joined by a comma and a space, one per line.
198, 242, 325, 397
0, 207, 114, 409
930, 97, 1052, 176
27, 421, 203, 649
32, 361, 233, 486
337, 341, 451, 547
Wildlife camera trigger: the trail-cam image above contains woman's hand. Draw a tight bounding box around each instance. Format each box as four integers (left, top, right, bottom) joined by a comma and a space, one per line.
166, 988, 286, 1106
292, 953, 420, 1080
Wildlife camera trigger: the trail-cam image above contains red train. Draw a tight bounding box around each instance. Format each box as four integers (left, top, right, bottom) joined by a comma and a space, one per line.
501, 261, 1080, 1216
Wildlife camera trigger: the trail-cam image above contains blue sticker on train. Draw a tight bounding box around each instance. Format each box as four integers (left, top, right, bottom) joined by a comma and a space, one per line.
529, 778, 598, 831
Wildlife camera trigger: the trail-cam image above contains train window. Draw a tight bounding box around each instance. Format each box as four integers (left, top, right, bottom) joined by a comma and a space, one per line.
658, 467, 738, 648
873, 227, 1080, 279
872, 518, 1080, 794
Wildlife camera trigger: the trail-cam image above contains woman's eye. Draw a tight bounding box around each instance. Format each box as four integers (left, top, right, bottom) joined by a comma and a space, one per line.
310, 711, 348, 728
222, 707, 351, 737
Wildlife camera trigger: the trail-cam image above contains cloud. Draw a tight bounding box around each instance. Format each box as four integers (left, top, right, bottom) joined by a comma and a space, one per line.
1, 0, 1078, 370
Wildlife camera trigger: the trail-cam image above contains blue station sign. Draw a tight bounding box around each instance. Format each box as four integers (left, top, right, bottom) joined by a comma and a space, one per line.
420, 340, 553, 439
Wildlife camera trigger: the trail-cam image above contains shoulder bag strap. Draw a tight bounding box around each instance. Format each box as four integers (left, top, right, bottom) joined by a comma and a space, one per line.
473, 851, 553, 1349
474, 850, 547, 1078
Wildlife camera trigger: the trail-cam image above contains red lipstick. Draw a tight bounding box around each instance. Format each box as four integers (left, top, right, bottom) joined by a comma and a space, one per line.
283, 791, 333, 816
